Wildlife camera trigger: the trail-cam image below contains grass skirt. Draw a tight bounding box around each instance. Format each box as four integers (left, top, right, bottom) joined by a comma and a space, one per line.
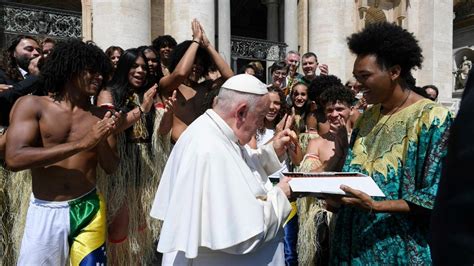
97, 108, 171, 265
2, 170, 32, 265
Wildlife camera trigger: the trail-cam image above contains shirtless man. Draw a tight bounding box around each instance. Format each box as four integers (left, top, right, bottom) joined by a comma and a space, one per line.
302, 84, 354, 172
306, 75, 344, 136
5, 39, 119, 265
159, 19, 233, 142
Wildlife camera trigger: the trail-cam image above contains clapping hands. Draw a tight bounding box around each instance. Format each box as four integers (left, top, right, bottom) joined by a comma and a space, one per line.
191, 19, 203, 43
191, 19, 210, 48
140, 84, 158, 114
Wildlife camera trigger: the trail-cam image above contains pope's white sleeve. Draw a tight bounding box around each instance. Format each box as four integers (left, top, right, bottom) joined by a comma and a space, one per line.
250, 142, 286, 175
218, 185, 291, 255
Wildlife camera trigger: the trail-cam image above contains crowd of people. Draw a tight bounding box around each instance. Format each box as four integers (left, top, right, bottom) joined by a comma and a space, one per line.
0, 19, 472, 265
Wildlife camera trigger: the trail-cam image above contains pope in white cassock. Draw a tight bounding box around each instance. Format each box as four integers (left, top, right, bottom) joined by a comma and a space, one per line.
150, 74, 296, 265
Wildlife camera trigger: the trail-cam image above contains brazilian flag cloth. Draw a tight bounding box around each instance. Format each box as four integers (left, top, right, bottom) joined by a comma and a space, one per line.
17, 188, 107, 265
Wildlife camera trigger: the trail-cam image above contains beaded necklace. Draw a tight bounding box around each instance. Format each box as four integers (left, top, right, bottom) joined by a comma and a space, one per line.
371, 90, 411, 139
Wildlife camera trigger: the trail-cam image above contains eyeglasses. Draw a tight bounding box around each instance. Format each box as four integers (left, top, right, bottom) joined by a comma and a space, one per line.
273, 71, 287, 77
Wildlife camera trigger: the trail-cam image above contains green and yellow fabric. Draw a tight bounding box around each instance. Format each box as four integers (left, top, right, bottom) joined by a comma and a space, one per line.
331, 99, 452, 264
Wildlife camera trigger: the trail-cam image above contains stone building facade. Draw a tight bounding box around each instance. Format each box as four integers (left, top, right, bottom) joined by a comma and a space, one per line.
1, 0, 472, 111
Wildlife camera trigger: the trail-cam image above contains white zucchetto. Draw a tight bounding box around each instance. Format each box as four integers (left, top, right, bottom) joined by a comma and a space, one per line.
221, 74, 268, 95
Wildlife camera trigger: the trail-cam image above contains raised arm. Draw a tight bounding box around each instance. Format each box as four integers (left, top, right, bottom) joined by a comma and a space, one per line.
0, 73, 40, 125
157, 90, 177, 136
200, 24, 234, 79
159, 19, 203, 97
6, 96, 117, 171
0, 73, 39, 103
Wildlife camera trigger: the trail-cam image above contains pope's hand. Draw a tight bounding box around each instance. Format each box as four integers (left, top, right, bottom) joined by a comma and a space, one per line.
277, 175, 292, 198
272, 128, 298, 157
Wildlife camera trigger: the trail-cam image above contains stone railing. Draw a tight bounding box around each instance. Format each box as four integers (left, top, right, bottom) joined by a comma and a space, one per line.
0, 2, 81, 48
231, 35, 287, 61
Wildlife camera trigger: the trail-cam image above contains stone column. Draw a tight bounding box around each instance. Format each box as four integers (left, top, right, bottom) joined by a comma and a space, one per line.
284, 0, 298, 52
297, 0, 309, 54
308, 0, 356, 80
81, 0, 92, 41
218, 0, 231, 63
150, 0, 165, 39
167, 0, 215, 45
91, 0, 151, 50
264, 0, 279, 41
406, 0, 453, 100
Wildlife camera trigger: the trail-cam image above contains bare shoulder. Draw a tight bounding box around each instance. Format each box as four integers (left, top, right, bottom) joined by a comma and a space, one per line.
14, 94, 47, 107
306, 137, 323, 154
11, 95, 50, 117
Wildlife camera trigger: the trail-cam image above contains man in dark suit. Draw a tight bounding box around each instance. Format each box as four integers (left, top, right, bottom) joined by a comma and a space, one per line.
0, 35, 41, 127
430, 69, 474, 265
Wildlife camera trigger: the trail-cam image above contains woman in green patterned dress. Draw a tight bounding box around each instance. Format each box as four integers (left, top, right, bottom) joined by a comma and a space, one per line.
328, 22, 453, 265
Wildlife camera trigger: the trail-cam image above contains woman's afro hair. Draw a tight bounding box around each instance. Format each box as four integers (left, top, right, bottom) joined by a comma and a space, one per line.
347, 22, 423, 79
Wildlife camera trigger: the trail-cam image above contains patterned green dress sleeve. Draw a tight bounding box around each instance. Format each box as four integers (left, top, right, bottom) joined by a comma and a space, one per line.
331, 100, 453, 264
402, 106, 452, 209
